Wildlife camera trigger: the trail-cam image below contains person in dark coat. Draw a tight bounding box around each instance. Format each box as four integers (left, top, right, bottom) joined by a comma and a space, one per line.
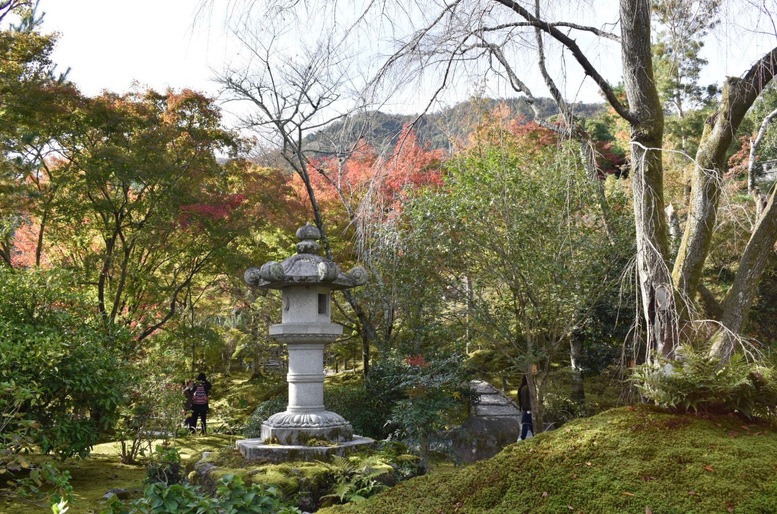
187, 373, 212, 434
518, 375, 534, 441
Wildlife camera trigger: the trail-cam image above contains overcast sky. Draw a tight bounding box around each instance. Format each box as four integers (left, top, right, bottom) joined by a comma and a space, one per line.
42, 0, 229, 98
38, 0, 777, 120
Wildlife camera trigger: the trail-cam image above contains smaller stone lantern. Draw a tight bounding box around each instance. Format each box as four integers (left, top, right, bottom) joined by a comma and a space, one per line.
239, 223, 368, 455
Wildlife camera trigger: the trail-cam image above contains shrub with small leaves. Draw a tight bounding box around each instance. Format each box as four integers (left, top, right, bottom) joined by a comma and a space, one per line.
145, 444, 182, 485
243, 397, 287, 438
325, 381, 391, 440
318, 455, 392, 508
383, 352, 476, 470
100, 473, 302, 514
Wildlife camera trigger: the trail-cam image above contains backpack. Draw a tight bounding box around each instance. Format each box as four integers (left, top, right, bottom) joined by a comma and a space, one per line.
192, 383, 208, 405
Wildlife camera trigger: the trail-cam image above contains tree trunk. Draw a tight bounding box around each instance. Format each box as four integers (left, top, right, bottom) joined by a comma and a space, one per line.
673, 70, 773, 312
671, 48, 777, 350
712, 187, 777, 358
569, 336, 585, 403
527, 371, 544, 435
620, 0, 676, 361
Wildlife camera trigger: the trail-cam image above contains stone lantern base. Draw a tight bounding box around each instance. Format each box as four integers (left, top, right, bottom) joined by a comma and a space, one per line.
260, 410, 354, 445
235, 436, 375, 463
236, 409, 375, 463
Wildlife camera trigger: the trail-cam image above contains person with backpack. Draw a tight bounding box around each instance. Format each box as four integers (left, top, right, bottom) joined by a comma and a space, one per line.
187, 373, 212, 434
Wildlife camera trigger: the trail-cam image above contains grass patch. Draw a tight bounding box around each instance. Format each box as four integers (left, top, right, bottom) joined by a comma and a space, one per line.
318, 405, 777, 514
1, 434, 235, 514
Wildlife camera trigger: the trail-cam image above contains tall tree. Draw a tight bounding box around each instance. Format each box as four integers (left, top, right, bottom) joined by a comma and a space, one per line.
216, 26, 448, 373
31, 89, 253, 344
405, 115, 624, 431
0, 0, 73, 267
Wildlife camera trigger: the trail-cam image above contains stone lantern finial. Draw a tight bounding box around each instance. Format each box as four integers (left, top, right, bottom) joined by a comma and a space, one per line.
295, 222, 321, 254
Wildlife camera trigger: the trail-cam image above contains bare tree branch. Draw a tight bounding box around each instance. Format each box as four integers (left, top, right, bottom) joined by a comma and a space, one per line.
492, 0, 634, 122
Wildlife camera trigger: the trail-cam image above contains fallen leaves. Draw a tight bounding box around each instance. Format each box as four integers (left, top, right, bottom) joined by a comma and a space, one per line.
704, 465, 715, 472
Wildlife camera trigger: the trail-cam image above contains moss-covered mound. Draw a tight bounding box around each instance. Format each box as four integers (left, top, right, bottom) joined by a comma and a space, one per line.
320, 405, 777, 514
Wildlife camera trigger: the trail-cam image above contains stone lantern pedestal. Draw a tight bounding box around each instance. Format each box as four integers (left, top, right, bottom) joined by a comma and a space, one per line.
236, 223, 373, 461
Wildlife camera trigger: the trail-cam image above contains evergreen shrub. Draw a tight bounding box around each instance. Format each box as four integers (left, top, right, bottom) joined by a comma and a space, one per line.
325, 382, 391, 440
243, 397, 288, 438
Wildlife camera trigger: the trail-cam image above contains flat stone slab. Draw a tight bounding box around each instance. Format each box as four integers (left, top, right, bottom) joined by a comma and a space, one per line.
236, 436, 375, 463
474, 404, 521, 417
476, 394, 514, 406
471, 380, 498, 394
470, 380, 520, 417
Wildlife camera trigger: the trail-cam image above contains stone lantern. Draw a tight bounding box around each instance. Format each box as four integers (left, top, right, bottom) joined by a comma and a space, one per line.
241, 223, 368, 449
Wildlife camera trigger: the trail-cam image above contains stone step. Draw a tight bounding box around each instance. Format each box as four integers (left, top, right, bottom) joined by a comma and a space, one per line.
471, 380, 499, 394
477, 394, 515, 406
470, 380, 521, 418
474, 404, 521, 417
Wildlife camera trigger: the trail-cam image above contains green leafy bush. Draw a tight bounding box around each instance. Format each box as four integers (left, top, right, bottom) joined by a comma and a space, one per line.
372, 441, 422, 482
318, 455, 391, 507
146, 444, 182, 485
115, 357, 193, 464
243, 397, 287, 438
633, 345, 777, 419
324, 382, 390, 440
381, 353, 475, 469
0, 267, 131, 460
542, 392, 590, 427
101, 473, 302, 514
3, 461, 73, 513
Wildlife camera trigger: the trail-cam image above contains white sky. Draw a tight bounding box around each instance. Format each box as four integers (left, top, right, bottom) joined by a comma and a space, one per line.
38, 0, 777, 124
42, 0, 229, 98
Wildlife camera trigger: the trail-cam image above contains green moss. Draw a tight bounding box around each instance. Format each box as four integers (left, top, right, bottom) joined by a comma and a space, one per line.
318, 406, 777, 514
2, 435, 237, 513
306, 438, 335, 447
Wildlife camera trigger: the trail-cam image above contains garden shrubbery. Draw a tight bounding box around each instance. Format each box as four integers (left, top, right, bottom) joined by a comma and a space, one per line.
0, 268, 132, 461
103, 473, 303, 514
325, 379, 392, 440
243, 397, 288, 438
633, 344, 777, 420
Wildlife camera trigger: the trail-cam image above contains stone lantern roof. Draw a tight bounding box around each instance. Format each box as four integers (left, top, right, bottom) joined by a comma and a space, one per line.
244, 223, 367, 291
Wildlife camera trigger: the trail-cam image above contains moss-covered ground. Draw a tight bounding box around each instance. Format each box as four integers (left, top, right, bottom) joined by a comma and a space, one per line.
5, 372, 776, 513
1, 434, 235, 514
319, 405, 777, 514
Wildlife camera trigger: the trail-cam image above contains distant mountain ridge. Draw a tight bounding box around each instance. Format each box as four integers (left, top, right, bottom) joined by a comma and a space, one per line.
304, 97, 606, 155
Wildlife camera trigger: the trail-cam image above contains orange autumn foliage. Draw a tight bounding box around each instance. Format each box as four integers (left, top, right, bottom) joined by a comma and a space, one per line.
292, 124, 445, 226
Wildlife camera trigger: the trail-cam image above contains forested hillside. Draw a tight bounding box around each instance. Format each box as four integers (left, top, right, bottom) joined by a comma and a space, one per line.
303, 97, 606, 154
